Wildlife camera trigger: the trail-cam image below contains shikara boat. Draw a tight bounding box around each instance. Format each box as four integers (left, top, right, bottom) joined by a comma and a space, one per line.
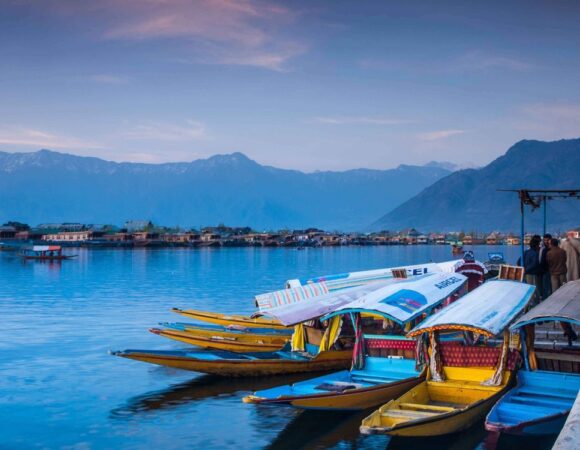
171, 308, 290, 330
110, 347, 354, 377
19, 245, 76, 261
486, 280, 580, 436
243, 272, 468, 410
149, 322, 291, 353
360, 280, 536, 437
114, 274, 463, 376
170, 260, 468, 331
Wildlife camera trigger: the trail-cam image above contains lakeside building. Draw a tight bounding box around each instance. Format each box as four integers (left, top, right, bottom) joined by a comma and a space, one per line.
1, 220, 577, 249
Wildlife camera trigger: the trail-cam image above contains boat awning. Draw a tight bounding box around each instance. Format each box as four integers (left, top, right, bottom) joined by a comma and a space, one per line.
511, 280, 580, 329
255, 282, 329, 311
320, 272, 467, 324
407, 280, 536, 338
32, 245, 61, 251
285, 259, 468, 291
264, 272, 467, 326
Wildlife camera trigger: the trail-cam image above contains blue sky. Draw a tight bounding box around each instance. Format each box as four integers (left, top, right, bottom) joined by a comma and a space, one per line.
1, 0, 579, 170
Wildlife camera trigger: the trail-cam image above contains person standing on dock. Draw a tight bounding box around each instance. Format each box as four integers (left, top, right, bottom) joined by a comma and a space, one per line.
523, 236, 541, 294
539, 233, 552, 300
547, 237, 577, 344
562, 231, 580, 282
547, 238, 567, 292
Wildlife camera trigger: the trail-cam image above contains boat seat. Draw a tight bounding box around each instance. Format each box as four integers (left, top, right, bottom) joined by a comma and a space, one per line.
399, 402, 458, 413
518, 387, 577, 400
428, 379, 503, 392
381, 409, 440, 418
511, 395, 574, 409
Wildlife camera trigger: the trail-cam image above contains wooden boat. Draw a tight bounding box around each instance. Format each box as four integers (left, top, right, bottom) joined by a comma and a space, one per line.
360, 280, 536, 436
486, 280, 580, 436
243, 272, 468, 410
170, 260, 469, 332
111, 347, 353, 377
19, 245, 76, 261
114, 274, 464, 377
171, 308, 290, 330
149, 322, 291, 353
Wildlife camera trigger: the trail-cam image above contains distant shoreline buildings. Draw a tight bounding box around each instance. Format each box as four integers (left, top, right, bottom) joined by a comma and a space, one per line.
1, 221, 578, 249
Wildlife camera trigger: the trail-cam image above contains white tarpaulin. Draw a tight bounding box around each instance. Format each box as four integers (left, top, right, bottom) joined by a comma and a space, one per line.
408, 280, 536, 337
265, 272, 467, 326
285, 260, 466, 292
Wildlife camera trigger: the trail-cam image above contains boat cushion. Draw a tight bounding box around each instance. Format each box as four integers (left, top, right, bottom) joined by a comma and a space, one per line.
315, 382, 362, 392
439, 343, 520, 370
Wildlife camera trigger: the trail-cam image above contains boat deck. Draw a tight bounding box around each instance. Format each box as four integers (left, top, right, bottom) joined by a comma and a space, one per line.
487, 370, 580, 429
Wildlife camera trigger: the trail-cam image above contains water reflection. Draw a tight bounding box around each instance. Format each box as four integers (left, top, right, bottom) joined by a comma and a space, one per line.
111, 372, 323, 418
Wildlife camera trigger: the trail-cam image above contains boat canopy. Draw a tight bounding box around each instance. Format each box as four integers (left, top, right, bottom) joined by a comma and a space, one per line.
255, 281, 329, 312
264, 272, 467, 326
511, 279, 580, 329
407, 280, 536, 338
285, 260, 464, 291
31, 245, 61, 251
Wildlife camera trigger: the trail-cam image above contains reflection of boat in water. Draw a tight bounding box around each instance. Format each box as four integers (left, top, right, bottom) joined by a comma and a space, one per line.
110, 372, 320, 417
19, 245, 76, 261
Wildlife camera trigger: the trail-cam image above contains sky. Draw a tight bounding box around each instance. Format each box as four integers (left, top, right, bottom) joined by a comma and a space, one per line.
0, 0, 579, 171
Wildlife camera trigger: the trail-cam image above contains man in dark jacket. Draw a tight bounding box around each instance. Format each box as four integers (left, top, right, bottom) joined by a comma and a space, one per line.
523, 237, 541, 288
539, 233, 552, 299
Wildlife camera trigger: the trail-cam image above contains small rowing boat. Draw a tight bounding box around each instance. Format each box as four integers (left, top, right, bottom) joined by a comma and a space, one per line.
243, 272, 468, 410
360, 280, 536, 437
149, 322, 291, 352
486, 280, 580, 436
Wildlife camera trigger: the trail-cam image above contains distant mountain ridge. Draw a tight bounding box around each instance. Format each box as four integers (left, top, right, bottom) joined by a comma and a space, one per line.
373, 138, 580, 232
0, 149, 452, 230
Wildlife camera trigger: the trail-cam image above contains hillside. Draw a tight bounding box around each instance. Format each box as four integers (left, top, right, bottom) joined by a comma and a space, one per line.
373, 138, 580, 232
0, 150, 450, 230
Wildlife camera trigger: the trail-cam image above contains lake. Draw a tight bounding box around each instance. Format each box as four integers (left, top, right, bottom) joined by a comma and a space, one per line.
0, 246, 557, 449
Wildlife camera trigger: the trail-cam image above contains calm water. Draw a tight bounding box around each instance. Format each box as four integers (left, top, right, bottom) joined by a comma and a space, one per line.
0, 246, 557, 449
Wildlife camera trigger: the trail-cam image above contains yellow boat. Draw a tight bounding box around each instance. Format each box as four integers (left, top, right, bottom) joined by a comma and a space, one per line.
111, 347, 353, 377
360, 366, 511, 436
171, 307, 289, 330
360, 279, 536, 437
149, 326, 290, 353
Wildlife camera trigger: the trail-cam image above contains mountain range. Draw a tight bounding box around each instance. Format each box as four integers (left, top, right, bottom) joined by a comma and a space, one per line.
0, 150, 451, 230
374, 138, 580, 232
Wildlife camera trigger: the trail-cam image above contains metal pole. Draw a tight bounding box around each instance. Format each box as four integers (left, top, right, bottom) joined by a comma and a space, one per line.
520, 195, 525, 266
543, 195, 547, 236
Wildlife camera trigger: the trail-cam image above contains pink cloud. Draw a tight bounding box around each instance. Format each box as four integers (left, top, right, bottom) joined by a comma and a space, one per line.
34, 0, 303, 70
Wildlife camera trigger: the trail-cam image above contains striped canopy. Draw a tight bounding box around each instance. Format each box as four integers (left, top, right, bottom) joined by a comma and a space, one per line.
408, 280, 536, 338
255, 282, 329, 311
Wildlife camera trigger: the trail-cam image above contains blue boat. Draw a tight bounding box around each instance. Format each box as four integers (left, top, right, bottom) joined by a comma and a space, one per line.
486, 279, 580, 436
